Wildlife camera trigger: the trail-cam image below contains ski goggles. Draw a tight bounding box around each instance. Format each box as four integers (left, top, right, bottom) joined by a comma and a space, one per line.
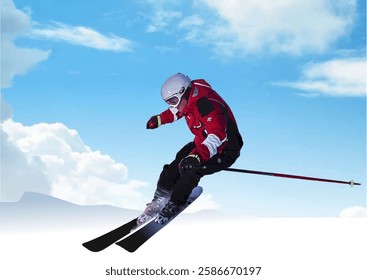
164, 94, 182, 107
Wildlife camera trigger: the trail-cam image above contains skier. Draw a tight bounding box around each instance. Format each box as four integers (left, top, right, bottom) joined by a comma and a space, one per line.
138, 73, 243, 225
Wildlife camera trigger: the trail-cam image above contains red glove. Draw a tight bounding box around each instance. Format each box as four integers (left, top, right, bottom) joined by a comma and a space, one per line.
146, 115, 161, 129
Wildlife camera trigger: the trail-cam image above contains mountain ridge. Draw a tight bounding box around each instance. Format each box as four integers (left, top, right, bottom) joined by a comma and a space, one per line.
0, 192, 226, 231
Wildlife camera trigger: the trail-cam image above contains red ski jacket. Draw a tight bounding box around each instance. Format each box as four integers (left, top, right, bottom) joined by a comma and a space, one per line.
159, 79, 243, 163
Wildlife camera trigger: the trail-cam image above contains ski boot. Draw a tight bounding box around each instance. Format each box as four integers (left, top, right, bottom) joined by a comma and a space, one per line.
136, 196, 168, 228
155, 200, 184, 224
135, 186, 171, 229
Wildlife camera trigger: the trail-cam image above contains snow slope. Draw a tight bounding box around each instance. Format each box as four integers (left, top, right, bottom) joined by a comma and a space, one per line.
0, 193, 366, 280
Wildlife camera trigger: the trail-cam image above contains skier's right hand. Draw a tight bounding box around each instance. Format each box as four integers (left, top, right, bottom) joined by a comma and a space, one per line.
146, 115, 161, 129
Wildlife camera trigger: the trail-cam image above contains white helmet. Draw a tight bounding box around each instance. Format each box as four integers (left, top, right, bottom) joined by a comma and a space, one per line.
161, 73, 191, 107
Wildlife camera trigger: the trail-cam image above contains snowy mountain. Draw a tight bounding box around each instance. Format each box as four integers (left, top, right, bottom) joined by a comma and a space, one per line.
0, 192, 140, 231
0, 192, 226, 231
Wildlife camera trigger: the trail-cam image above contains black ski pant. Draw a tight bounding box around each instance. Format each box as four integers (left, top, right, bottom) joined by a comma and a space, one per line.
155, 141, 241, 205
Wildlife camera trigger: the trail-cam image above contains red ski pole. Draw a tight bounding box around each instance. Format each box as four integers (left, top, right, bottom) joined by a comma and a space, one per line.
223, 168, 361, 187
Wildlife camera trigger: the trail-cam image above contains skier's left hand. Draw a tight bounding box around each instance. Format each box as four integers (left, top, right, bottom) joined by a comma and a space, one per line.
146, 115, 161, 129
179, 154, 200, 175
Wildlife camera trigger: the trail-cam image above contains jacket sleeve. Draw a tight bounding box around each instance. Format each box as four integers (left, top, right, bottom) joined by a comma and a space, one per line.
159, 107, 182, 124
190, 98, 227, 162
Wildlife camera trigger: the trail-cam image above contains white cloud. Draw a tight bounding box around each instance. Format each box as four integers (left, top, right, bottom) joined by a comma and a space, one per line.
186, 193, 221, 213
1, 0, 133, 88
0, 0, 51, 88
340, 206, 367, 217
273, 57, 366, 97
0, 117, 220, 211
1, 0, 28, 40
141, 0, 182, 33
146, 10, 182, 33
30, 22, 134, 52
1, 128, 51, 201
199, 0, 356, 56
1, 119, 148, 209
0, 94, 12, 122
142, 0, 356, 57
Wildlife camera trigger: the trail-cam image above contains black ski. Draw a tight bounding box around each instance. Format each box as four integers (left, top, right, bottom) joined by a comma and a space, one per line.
82, 218, 138, 252
115, 186, 203, 252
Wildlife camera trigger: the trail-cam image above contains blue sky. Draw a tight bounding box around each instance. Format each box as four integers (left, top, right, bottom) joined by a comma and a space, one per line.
1, 0, 366, 217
